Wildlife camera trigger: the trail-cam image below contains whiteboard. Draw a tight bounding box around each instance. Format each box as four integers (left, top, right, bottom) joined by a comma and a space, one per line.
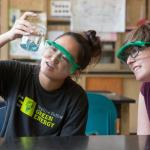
71, 0, 126, 32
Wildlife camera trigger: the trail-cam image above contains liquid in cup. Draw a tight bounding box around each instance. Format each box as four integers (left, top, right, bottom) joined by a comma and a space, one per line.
20, 16, 46, 52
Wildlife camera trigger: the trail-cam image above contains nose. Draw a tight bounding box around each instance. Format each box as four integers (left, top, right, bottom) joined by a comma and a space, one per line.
126, 55, 136, 65
50, 51, 61, 65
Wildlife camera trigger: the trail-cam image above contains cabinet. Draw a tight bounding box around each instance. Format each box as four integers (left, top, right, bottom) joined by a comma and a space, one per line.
86, 76, 123, 94
10, 0, 47, 11
0, 0, 9, 34
126, 0, 146, 28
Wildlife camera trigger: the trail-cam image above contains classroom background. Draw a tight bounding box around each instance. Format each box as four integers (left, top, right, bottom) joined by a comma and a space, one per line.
0, 0, 149, 135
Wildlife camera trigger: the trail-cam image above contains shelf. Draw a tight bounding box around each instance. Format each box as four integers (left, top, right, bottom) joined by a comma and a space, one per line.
126, 26, 136, 32
47, 17, 70, 24
82, 70, 133, 75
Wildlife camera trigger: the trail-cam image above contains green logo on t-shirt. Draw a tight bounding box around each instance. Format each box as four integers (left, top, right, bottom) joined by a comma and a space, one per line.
20, 97, 36, 117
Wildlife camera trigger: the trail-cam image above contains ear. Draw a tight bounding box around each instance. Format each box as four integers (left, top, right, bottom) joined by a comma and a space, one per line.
72, 69, 81, 78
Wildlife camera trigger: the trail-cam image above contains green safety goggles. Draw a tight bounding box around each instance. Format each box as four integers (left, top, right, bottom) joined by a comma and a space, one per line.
46, 40, 80, 74
116, 41, 150, 63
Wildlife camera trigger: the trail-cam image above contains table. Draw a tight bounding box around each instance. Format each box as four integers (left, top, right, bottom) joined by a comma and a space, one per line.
89, 91, 136, 135
0, 135, 149, 150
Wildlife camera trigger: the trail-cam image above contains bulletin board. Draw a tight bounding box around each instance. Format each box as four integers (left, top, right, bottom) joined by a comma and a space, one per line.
71, 0, 126, 32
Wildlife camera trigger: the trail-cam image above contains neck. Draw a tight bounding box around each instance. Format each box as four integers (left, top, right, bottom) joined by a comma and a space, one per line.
39, 72, 65, 92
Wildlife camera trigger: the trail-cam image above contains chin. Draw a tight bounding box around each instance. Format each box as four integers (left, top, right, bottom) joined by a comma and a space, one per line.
135, 77, 142, 81
135, 75, 150, 82
134, 73, 143, 81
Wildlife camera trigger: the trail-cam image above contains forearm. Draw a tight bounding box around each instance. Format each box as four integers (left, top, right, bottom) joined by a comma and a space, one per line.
137, 92, 150, 135
0, 31, 12, 48
0, 12, 37, 49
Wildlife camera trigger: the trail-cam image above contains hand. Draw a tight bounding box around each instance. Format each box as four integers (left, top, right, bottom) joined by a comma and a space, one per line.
7, 12, 37, 40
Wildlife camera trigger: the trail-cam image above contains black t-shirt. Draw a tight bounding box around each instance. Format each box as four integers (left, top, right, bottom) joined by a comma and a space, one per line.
0, 60, 88, 137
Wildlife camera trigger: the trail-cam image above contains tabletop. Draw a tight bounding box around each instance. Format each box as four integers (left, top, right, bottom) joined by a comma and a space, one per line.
0, 135, 149, 150
87, 91, 136, 104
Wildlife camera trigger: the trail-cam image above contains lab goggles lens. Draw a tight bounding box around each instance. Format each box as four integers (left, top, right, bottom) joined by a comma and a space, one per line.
45, 40, 80, 74
116, 41, 150, 63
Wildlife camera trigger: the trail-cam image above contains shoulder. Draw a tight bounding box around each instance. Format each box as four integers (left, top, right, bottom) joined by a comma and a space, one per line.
64, 78, 88, 107
0, 60, 39, 79
140, 82, 150, 111
65, 78, 86, 96
141, 82, 150, 96
0, 60, 37, 70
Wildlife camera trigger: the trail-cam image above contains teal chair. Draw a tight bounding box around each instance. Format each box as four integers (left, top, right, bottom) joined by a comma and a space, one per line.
86, 92, 117, 135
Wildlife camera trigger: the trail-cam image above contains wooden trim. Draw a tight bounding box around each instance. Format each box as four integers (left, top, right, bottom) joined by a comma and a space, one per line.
0, 0, 9, 59
48, 17, 70, 23
10, 0, 46, 11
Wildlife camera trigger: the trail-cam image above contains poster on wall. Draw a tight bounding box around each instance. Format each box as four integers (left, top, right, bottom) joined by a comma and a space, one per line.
50, 0, 71, 17
71, 0, 126, 32
9, 11, 47, 60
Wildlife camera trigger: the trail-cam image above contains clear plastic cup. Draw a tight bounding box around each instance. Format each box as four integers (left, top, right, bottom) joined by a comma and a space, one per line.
20, 16, 46, 52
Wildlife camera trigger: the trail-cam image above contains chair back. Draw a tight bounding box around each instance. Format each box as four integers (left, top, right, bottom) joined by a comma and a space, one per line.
86, 92, 117, 135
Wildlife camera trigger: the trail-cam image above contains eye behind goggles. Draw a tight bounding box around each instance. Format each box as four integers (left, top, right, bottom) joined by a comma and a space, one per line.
116, 41, 150, 62
46, 40, 80, 74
